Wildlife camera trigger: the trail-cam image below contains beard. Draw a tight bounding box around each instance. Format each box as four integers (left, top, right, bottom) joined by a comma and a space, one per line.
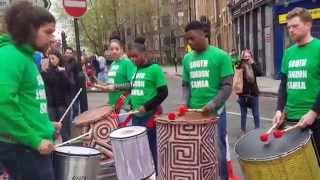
290, 32, 308, 44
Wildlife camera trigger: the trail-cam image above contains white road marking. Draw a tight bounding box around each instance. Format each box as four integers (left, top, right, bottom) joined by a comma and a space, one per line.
227, 111, 273, 121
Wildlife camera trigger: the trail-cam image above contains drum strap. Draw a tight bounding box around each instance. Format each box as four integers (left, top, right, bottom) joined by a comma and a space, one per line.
118, 115, 132, 127
114, 92, 130, 114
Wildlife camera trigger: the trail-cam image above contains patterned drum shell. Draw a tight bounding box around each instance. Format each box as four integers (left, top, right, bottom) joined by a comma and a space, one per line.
74, 106, 118, 165
156, 112, 218, 180
235, 128, 320, 180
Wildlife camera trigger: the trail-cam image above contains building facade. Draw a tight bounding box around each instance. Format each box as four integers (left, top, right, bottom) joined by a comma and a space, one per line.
123, 0, 233, 65
229, 0, 274, 77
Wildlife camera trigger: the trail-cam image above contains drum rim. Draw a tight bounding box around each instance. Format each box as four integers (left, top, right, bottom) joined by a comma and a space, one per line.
156, 118, 217, 125
74, 105, 113, 126
110, 126, 147, 139
235, 129, 312, 161
54, 146, 102, 156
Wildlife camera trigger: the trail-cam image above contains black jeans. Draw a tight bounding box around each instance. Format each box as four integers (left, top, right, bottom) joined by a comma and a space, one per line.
132, 113, 157, 176
0, 162, 3, 175
48, 106, 71, 142
0, 142, 55, 180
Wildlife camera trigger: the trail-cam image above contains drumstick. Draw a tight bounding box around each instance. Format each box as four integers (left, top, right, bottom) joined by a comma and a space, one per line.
111, 110, 139, 119
55, 130, 92, 148
266, 123, 278, 134
273, 124, 299, 139
118, 110, 139, 117
260, 123, 278, 142
58, 88, 83, 123
188, 108, 204, 112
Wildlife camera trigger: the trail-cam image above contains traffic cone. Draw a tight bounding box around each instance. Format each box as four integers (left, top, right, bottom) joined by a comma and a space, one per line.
226, 135, 240, 180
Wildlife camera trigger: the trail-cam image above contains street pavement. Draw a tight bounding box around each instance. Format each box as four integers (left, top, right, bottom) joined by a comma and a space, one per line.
86, 73, 278, 179
162, 65, 280, 97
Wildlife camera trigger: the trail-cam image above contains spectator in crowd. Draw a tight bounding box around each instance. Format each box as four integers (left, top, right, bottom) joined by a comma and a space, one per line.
64, 47, 88, 119
41, 49, 73, 142
236, 49, 262, 134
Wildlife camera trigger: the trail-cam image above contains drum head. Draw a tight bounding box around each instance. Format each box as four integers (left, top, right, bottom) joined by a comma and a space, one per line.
235, 128, 311, 161
74, 106, 112, 126
55, 146, 101, 156
110, 126, 146, 139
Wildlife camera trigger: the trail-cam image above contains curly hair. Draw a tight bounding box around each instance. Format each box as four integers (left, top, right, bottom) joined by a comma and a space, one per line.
5, 1, 56, 44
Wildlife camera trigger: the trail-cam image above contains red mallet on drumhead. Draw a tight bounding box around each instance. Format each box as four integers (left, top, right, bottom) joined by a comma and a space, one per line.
259, 123, 278, 142
178, 105, 188, 116
260, 133, 269, 142
273, 124, 299, 139
168, 112, 176, 120
273, 130, 284, 139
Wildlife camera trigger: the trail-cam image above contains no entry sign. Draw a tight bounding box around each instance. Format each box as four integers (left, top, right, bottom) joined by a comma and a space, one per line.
63, 0, 87, 17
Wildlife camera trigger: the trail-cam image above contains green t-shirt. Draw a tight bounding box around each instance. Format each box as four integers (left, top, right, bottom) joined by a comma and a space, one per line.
182, 45, 234, 109
130, 64, 167, 111
107, 57, 136, 105
281, 38, 320, 120
0, 35, 54, 150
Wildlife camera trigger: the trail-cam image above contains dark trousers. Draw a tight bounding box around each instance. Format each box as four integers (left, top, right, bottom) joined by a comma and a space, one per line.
0, 142, 55, 180
217, 109, 228, 180
132, 113, 157, 175
48, 106, 71, 142
0, 162, 3, 175
238, 96, 260, 132
71, 99, 80, 120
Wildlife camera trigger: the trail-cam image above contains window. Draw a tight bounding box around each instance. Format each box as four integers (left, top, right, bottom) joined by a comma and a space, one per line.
154, 35, 159, 50
161, 15, 171, 27
127, 28, 131, 36
180, 37, 185, 48
152, 16, 158, 31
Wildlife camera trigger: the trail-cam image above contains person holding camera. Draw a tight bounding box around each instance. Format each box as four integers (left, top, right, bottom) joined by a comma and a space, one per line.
236, 49, 262, 134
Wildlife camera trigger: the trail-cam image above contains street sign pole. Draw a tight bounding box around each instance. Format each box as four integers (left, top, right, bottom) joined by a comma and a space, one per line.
74, 18, 81, 62
63, 0, 87, 62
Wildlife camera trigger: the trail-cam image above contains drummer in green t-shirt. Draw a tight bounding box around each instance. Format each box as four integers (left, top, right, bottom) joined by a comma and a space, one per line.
181, 20, 234, 180
273, 7, 320, 157
102, 37, 168, 174
95, 36, 136, 121
128, 37, 169, 174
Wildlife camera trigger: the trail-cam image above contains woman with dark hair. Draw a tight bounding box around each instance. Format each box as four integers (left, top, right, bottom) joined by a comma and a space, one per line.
0, 2, 58, 180
95, 36, 136, 122
42, 49, 73, 142
236, 49, 262, 134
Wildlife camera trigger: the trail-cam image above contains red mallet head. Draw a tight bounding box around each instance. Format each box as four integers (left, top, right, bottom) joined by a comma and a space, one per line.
147, 119, 156, 128
273, 130, 284, 139
178, 105, 188, 116
86, 69, 93, 76
110, 113, 118, 119
260, 133, 269, 142
168, 112, 176, 120
86, 81, 93, 87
